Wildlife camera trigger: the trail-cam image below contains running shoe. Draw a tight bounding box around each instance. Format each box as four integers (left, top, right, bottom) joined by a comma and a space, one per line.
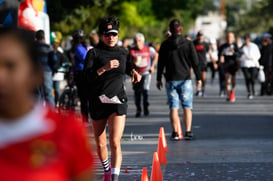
230, 91, 236, 102
184, 131, 195, 140
226, 96, 230, 102
195, 90, 202, 97
170, 132, 179, 141
103, 171, 111, 181
144, 107, 149, 116
135, 110, 141, 118
248, 94, 253, 100
219, 90, 225, 97
202, 90, 206, 97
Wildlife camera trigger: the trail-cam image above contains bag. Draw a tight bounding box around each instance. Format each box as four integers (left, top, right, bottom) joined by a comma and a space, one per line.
258, 66, 265, 83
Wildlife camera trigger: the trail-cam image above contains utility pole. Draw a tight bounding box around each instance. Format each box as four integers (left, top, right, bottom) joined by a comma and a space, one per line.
219, 0, 226, 19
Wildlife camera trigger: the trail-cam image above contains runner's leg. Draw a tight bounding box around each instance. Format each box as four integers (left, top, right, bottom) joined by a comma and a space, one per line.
108, 113, 126, 180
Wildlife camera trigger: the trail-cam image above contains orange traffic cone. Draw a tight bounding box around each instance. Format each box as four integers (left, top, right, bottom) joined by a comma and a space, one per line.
150, 152, 163, 181
177, 119, 183, 139
141, 167, 149, 181
157, 136, 167, 164
159, 127, 168, 152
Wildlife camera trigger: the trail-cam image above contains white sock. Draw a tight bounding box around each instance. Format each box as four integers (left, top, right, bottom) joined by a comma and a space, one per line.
111, 168, 120, 176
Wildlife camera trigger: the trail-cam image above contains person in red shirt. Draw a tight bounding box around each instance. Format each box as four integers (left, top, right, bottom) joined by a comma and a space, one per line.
130, 33, 158, 117
0, 27, 95, 181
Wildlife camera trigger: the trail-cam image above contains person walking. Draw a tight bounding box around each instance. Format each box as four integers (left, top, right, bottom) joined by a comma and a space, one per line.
193, 31, 217, 97
259, 33, 272, 96
51, 40, 70, 106
240, 34, 261, 99
157, 19, 202, 141
0, 27, 95, 181
71, 29, 89, 122
218, 32, 240, 102
207, 38, 218, 85
129, 33, 158, 117
84, 16, 141, 181
35, 30, 55, 106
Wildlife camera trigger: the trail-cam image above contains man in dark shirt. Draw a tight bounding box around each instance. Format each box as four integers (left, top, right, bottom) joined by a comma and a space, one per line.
157, 19, 201, 141
259, 33, 272, 95
218, 32, 240, 102
193, 31, 216, 97
35, 30, 55, 106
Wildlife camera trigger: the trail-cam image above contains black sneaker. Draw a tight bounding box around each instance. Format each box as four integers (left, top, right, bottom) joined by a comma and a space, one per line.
195, 90, 202, 97
135, 110, 141, 118
144, 108, 149, 116
170, 132, 179, 141
184, 131, 194, 140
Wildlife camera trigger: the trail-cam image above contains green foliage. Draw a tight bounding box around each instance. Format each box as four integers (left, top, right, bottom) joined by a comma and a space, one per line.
47, 0, 218, 42
52, 5, 106, 36
230, 0, 273, 35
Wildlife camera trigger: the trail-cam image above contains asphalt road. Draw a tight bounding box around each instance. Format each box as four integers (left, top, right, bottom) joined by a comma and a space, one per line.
93, 71, 273, 181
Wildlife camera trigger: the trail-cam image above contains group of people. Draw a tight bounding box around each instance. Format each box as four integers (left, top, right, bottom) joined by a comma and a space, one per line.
1, 14, 273, 181
191, 30, 273, 101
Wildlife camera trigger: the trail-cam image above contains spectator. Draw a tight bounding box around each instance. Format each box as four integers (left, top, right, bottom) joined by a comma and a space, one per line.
157, 19, 202, 141
0, 27, 95, 181
130, 33, 158, 117
89, 30, 99, 48
35, 29, 55, 106
259, 33, 273, 95
51, 40, 70, 106
72, 29, 89, 122
240, 34, 261, 99
193, 31, 217, 97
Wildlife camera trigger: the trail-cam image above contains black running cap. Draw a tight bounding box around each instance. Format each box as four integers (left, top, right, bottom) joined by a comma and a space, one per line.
101, 23, 118, 34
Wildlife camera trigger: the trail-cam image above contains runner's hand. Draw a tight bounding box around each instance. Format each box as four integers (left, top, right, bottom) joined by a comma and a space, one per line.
104, 59, 120, 71
131, 69, 141, 83
157, 81, 163, 90
149, 66, 155, 74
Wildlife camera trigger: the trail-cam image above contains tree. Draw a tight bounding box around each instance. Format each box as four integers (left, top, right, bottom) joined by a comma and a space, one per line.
47, 0, 218, 42
232, 0, 273, 35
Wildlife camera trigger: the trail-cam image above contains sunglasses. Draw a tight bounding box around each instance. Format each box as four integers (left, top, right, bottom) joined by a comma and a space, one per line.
104, 32, 118, 37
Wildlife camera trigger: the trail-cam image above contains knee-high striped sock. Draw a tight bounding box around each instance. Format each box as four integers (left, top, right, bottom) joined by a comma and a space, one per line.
101, 159, 110, 173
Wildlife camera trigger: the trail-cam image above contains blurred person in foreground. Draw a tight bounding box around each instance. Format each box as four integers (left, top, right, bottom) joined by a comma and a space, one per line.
84, 16, 141, 181
130, 32, 158, 117
157, 19, 202, 141
218, 32, 240, 102
0, 27, 95, 181
239, 34, 261, 99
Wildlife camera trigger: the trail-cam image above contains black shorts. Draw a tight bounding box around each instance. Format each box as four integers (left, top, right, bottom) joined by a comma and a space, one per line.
199, 63, 207, 72
224, 61, 238, 75
89, 97, 127, 120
